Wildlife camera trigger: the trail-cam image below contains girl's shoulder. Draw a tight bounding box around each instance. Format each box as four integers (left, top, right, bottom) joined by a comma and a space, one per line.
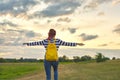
43, 39, 48, 42
43, 38, 61, 42
55, 38, 61, 41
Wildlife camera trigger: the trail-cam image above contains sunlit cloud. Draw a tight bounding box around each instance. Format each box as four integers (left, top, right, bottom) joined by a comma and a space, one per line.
97, 12, 105, 16
0, 38, 5, 44
57, 17, 71, 23
113, 24, 120, 35
112, 0, 120, 5
68, 28, 77, 34
0, 28, 42, 46
0, 20, 19, 27
79, 33, 98, 41
84, 0, 112, 11
98, 44, 108, 47
117, 43, 120, 45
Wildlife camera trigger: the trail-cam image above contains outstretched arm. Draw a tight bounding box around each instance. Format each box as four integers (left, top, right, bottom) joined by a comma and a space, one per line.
58, 39, 85, 46
23, 40, 45, 46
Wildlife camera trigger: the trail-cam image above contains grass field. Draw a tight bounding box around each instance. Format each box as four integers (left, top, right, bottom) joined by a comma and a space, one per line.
0, 60, 120, 80
0, 63, 44, 80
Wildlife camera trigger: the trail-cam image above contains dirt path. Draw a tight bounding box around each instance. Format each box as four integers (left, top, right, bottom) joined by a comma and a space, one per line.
16, 65, 66, 80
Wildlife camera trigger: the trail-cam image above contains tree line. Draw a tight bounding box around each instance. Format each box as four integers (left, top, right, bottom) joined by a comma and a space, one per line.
0, 53, 118, 63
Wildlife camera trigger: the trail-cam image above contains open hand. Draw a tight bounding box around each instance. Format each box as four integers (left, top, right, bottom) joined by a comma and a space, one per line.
77, 43, 85, 46
23, 43, 28, 45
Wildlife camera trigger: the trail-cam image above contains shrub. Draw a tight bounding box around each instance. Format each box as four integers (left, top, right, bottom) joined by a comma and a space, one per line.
95, 53, 109, 63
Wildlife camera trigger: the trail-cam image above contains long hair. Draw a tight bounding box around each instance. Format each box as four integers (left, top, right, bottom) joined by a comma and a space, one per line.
48, 29, 56, 40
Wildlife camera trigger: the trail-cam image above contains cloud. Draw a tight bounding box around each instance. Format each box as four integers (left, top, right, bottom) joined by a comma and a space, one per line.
0, 28, 42, 46
0, 20, 18, 27
0, 0, 83, 18
0, 0, 38, 16
98, 44, 108, 46
57, 17, 71, 22
113, 24, 120, 35
79, 33, 98, 41
84, 0, 112, 11
43, 0, 83, 4
47, 20, 52, 24
34, 0, 82, 17
0, 38, 5, 44
0, 29, 23, 46
25, 31, 35, 38
68, 28, 77, 34
97, 12, 105, 16
117, 43, 120, 45
6, 29, 39, 38
43, 0, 64, 3
11, 30, 41, 46
112, 0, 120, 5
84, 1, 98, 10
42, 0, 54, 4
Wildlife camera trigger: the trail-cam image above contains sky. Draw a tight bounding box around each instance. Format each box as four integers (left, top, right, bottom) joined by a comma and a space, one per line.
0, 0, 120, 58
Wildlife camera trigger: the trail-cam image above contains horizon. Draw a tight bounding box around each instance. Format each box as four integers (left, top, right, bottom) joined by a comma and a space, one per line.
0, 0, 120, 58
1, 47, 120, 59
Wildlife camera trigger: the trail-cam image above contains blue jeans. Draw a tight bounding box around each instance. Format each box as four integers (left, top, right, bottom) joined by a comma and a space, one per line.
44, 60, 59, 80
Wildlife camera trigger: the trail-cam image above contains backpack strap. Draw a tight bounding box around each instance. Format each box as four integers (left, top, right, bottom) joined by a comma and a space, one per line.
48, 40, 50, 44
48, 38, 56, 44
53, 38, 56, 44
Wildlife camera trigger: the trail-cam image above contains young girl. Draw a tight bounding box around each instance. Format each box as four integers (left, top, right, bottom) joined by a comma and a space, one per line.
23, 29, 84, 80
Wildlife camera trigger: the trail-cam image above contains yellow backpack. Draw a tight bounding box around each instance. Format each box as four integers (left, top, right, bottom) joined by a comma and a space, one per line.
45, 39, 58, 61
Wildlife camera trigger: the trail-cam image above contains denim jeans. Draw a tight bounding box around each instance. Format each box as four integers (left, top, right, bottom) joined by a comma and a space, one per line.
44, 60, 59, 80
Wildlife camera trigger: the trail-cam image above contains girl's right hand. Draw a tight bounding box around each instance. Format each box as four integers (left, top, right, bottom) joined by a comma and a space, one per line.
23, 43, 27, 45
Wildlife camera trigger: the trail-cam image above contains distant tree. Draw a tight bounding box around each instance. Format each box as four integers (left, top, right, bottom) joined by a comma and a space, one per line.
59, 57, 64, 62
59, 55, 69, 62
0, 58, 6, 63
95, 53, 109, 62
19, 57, 24, 62
103, 57, 110, 61
73, 56, 80, 62
81, 55, 92, 61
6, 58, 17, 62
0, 58, 43, 63
96, 53, 103, 62
112, 57, 116, 60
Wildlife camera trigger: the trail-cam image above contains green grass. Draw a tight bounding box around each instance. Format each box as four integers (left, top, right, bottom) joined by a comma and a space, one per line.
0, 63, 44, 80
0, 60, 120, 80
59, 60, 120, 80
